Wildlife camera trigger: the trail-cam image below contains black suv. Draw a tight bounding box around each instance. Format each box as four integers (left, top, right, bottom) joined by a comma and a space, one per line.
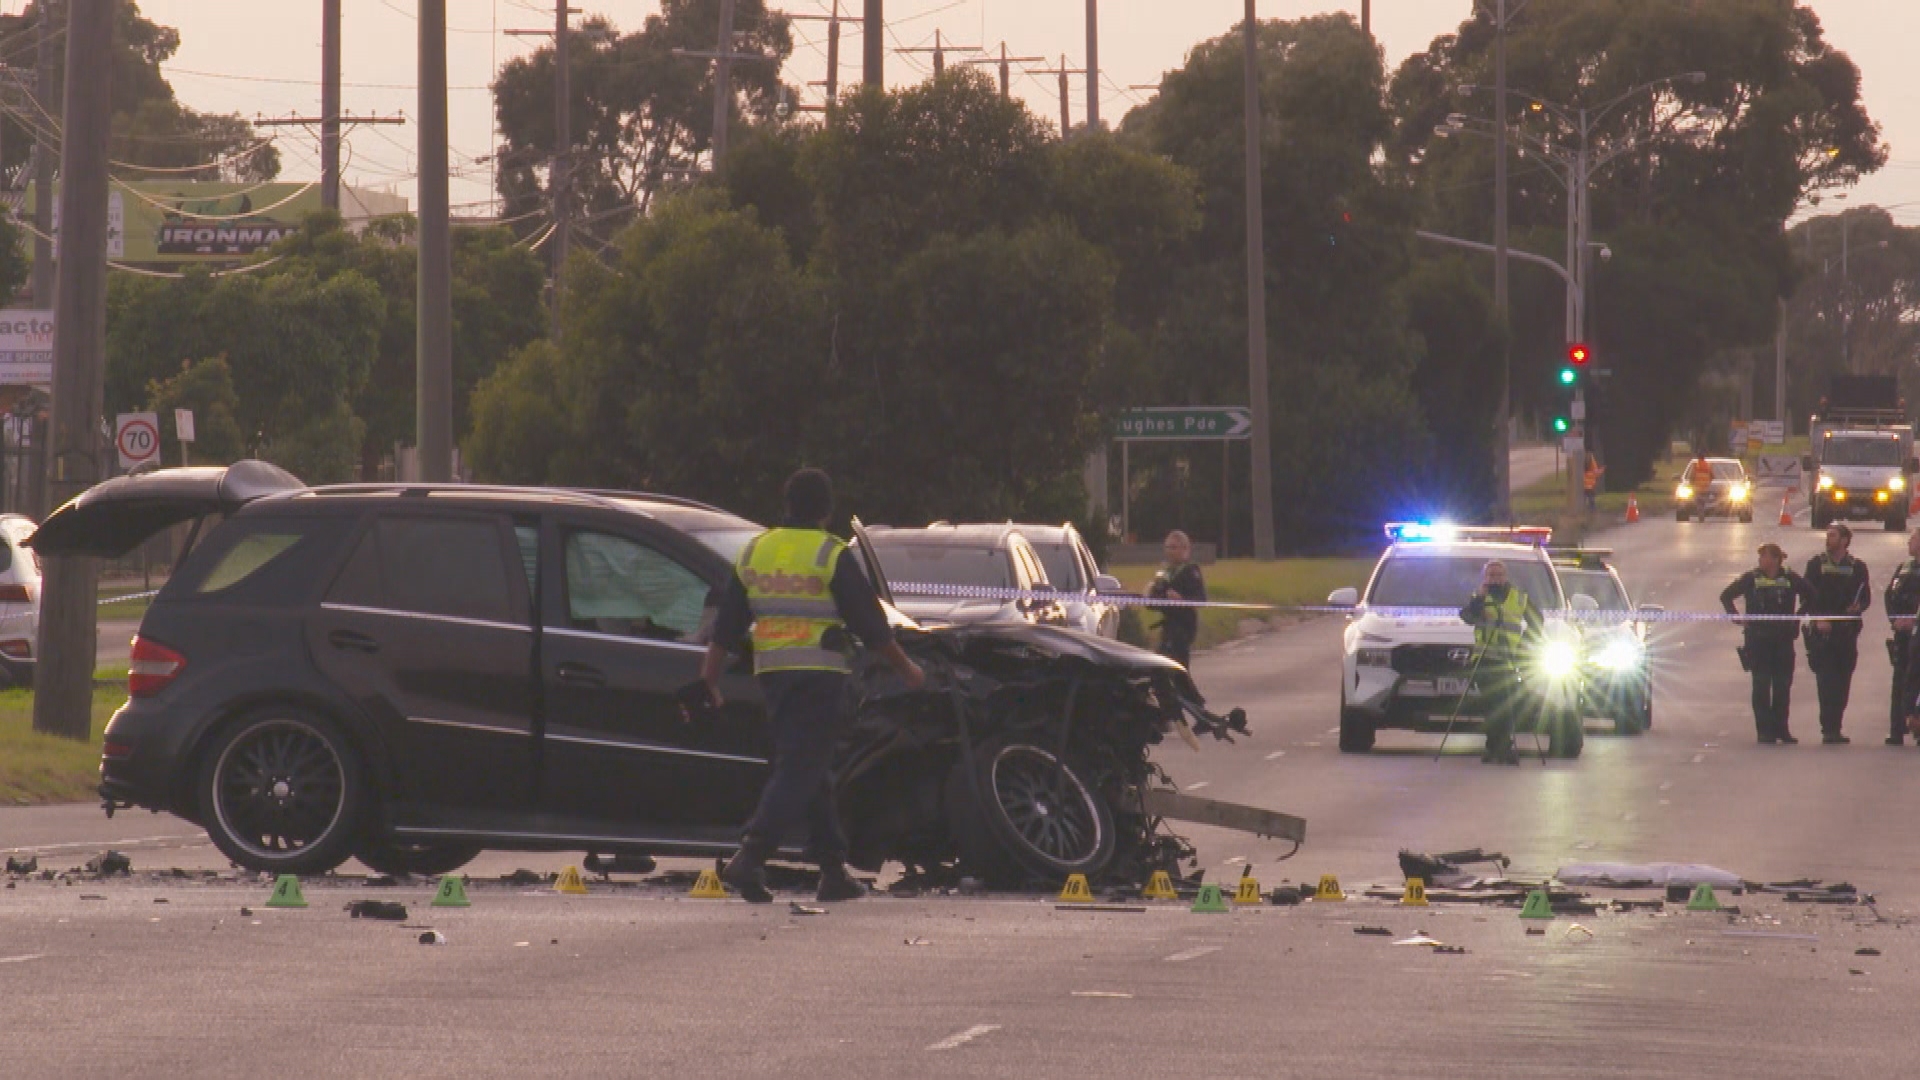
34, 463, 1247, 885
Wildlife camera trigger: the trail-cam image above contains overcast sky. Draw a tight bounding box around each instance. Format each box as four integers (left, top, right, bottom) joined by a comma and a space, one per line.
132, 0, 1919, 224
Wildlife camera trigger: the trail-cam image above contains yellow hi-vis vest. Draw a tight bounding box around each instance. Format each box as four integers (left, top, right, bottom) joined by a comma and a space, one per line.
737, 528, 851, 674
1470, 588, 1532, 669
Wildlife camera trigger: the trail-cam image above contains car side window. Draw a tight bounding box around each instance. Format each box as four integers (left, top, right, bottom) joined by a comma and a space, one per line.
328, 516, 522, 624
562, 530, 708, 643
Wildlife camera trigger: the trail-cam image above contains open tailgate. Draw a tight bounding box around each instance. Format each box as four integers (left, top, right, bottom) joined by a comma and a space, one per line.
28, 460, 304, 558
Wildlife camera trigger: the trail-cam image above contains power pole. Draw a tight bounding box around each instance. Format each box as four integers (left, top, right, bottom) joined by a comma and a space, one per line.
673, 0, 773, 170
1085, 0, 1100, 129
787, 3, 844, 102
1362, 0, 1371, 37
417, 0, 453, 483
863, 0, 882, 88
1243, 0, 1274, 560
1027, 55, 1084, 138
1491, 0, 1512, 518
321, 0, 341, 210
896, 30, 978, 78
30, 2, 53, 309
553, 0, 571, 317
34, 0, 113, 740
1776, 298, 1788, 428
965, 43, 1043, 98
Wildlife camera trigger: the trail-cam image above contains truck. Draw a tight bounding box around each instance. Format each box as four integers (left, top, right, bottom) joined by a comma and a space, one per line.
1802, 375, 1917, 531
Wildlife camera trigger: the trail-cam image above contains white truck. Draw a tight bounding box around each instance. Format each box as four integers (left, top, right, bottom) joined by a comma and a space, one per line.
1801, 376, 1917, 532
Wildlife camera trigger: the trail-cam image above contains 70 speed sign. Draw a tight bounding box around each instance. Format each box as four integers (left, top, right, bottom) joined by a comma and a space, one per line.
116, 412, 160, 471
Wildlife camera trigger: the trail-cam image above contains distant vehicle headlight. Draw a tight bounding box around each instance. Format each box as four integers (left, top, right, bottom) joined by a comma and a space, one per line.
1893, 476, 1908, 492
1357, 648, 1393, 668
1675, 483, 1694, 500
1818, 474, 1835, 491
1596, 638, 1645, 671
1537, 640, 1580, 680
1730, 482, 1752, 502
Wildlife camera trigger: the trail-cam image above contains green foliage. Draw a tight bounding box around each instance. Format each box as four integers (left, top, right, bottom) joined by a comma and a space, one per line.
146, 356, 245, 465
0, 216, 29, 302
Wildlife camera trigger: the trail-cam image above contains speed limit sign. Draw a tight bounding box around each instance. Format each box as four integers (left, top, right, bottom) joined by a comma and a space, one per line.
116, 412, 160, 471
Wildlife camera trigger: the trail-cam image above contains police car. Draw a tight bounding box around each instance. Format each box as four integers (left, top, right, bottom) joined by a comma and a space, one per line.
1328, 524, 1591, 758
1552, 548, 1657, 735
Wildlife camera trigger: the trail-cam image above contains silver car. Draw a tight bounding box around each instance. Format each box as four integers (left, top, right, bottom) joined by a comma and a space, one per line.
0, 513, 39, 685
857, 523, 1068, 629
1013, 523, 1122, 639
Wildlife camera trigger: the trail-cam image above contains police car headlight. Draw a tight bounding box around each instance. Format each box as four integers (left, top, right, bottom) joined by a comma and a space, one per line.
1893, 476, 1908, 492
1537, 640, 1580, 680
1596, 638, 1645, 671
1818, 474, 1835, 491
1675, 483, 1694, 500
1356, 648, 1393, 668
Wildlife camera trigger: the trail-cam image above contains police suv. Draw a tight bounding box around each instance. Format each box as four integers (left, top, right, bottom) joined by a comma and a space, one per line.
1328, 524, 1592, 758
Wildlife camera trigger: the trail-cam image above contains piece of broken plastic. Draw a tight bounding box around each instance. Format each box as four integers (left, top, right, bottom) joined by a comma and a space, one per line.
1393, 933, 1444, 947
418, 930, 446, 945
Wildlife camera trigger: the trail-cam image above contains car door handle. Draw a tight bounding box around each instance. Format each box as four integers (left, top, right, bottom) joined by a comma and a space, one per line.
327, 629, 379, 654
555, 662, 606, 688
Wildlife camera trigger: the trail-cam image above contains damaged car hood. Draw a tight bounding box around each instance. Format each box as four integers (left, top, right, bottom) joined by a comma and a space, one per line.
929, 618, 1187, 672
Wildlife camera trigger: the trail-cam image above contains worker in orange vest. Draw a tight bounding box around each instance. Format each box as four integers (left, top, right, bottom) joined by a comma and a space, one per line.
1584, 453, 1605, 512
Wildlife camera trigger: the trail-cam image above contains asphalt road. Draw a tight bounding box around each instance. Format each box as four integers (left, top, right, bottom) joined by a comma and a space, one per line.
12, 491, 1920, 1077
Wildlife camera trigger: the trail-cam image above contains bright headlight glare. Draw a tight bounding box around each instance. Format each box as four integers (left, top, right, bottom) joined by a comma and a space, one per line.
1597, 639, 1644, 671
1730, 483, 1751, 501
1675, 483, 1694, 499
1893, 476, 1908, 492
1537, 640, 1579, 679
1818, 475, 1835, 491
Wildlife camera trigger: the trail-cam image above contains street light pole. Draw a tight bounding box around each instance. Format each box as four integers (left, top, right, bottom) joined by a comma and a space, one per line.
1492, 0, 1512, 519
1244, 0, 1275, 560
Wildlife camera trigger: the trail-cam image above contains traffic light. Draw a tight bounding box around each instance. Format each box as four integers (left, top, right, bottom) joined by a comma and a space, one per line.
1552, 416, 1571, 434
1567, 342, 1591, 366
1558, 366, 1578, 387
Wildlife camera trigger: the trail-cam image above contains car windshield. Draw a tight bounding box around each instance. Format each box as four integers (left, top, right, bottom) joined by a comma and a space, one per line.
1823, 437, 1905, 467
1368, 555, 1562, 610
1029, 542, 1084, 591
1711, 462, 1745, 480
1558, 569, 1630, 610
688, 527, 760, 564
868, 542, 1011, 589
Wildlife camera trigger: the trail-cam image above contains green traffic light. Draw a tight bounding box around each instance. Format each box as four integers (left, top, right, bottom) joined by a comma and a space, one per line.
1553, 417, 1570, 433
1558, 367, 1577, 386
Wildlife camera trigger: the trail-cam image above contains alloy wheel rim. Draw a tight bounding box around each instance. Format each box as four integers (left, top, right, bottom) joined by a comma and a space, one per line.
989, 745, 1102, 867
212, 719, 346, 862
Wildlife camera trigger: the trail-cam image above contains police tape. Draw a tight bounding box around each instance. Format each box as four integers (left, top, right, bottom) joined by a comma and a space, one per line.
0, 589, 161, 627
888, 581, 1862, 625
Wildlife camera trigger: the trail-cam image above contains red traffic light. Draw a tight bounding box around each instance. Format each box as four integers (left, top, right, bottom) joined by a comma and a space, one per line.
1568, 343, 1592, 366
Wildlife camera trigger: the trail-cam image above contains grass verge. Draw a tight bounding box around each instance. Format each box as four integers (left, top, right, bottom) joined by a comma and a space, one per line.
1110, 557, 1376, 652
0, 670, 128, 806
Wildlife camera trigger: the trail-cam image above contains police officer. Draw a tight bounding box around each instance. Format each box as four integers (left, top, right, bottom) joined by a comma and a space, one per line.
1883, 530, 1920, 745
1804, 523, 1871, 744
1148, 530, 1207, 669
1459, 560, 1545, 765
1721, 542, 1815, 744
701, 468, 925, 904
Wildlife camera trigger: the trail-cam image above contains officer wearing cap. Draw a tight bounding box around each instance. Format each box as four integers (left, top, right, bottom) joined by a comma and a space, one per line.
1883, 530, 1920, 745
1804, 523, 1871, 744
1721, 543, 1815, 744
701, 468, 925, 904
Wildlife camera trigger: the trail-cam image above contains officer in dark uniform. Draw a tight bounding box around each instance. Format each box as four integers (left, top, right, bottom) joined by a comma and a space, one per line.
1721, 543, 1815, 744
1804, 523, 1871, 744
1883, 530, 1920, 745
700, 468, 925, 904
1148, 530, 1207, 669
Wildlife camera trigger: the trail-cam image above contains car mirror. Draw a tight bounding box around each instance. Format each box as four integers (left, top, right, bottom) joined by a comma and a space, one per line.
1327, 587, 1359, 608
1093, 574, 1123, 594
1638, 603, 1665, 613
1571, 594, 1599, 612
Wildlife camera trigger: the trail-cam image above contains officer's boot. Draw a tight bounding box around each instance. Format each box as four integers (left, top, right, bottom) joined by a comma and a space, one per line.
816, 859, 867, 903
720, 838, 775, 904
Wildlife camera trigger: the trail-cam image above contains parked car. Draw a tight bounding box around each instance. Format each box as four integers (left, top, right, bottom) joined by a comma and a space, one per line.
1551, 549, 1657, 735
0, 513, 39, 686
32, 463, 1247, 886
1012, 523, 1123, 639
857, 523, 1069, 629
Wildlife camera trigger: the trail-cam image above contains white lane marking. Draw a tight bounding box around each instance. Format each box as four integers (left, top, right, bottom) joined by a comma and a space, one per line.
1324, 728, 1341, 735
928, 1025, 999, 1051
1689, 753, 1706, 764
1, 834, 203, 856
1164, 945, 1221, 963
1658, 781, 1673, 791
1265, 751, 1286, 760
0, 954, 45, 965
1185, 781, 1211, 791
1072, 991, 1133, 998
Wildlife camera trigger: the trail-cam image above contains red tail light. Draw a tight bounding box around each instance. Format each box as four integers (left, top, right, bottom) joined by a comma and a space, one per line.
128, 636, 185, 698
0, 584, 30, 603
0, 639, 29, 659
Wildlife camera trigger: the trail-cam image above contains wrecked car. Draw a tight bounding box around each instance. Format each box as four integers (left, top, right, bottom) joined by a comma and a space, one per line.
31, 463, 1253, 886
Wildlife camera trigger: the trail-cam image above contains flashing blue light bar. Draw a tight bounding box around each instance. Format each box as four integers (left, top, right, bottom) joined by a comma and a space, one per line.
1385, 522, 1555, 546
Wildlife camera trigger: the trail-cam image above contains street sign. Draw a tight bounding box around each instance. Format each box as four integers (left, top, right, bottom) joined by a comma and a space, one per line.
1114, 407, 1253, 442
0, 309, 53, 388
116, 412, 160, 471
1752, 419, 1785, 445
1562, 436, 1584, 457
1571, 399, 1586, 421
174, 408, 195, 443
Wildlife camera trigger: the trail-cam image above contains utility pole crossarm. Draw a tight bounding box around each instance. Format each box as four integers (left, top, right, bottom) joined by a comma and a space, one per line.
964, 43, 1043, 98
895, 30, 980, 77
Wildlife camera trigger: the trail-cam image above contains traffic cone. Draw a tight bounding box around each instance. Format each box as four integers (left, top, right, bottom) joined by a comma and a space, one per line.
1625, 496, 1640, 524
1779, 492, 1794, 527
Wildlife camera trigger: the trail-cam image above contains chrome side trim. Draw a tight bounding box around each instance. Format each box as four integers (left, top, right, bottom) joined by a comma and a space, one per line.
542, 626, 707, 653
545, 729, 766, 766
407, 716, 532, 738
321, 602, 530, 635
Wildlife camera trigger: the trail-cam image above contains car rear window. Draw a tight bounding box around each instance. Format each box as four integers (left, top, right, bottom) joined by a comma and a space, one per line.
173, 515, 353, 603
1368, 555, 1561, 610
1030, 541, 1085, 591
1558, 569, 1629, 610
198, 532, 303, 593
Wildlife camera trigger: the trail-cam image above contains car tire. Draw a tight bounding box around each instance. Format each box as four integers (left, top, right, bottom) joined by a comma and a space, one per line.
1339, 705, 1376, 753
1612, 694, 1647, 736
1549, 710, 1585, 759
1740, 511, 1754, 524
945, 741, 1116, 888
1675, 508, 1688, 523
353, 839, 482, 878
1890, 515, 1907, 533
198, 707, 368, 876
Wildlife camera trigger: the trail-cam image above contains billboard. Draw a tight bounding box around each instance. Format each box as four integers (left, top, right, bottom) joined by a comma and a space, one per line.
26, 181, 404, 266
0, 309, 52, 387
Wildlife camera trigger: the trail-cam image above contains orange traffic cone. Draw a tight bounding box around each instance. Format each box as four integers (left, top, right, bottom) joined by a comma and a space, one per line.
1625, 496, 1640, 523
1779, 492, 1794, 527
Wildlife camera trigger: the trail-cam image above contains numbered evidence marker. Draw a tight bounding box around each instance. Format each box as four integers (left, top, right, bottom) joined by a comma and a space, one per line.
1233, 871, 1263, 905
1057, 874, 1094, 903
1401, 878, 1430, 907
1313, 874, 1346, 902
432, 875, 471, 908
265, 874, 307, 909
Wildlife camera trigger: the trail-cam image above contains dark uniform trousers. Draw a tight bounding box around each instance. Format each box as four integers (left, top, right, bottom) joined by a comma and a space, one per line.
1748, 638, 1796, 741
1808, 629, 1860, 737
741, 670, 851, 862
1480, 665, 1525, 757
